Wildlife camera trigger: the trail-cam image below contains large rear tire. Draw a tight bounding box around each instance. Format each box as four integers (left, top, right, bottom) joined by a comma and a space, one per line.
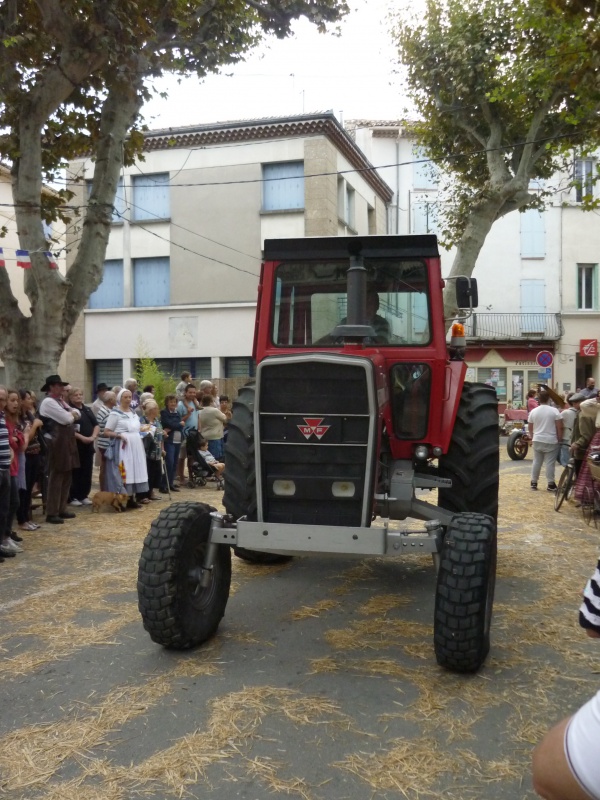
434, 513, 497, 673
438, 383, 499, 520
223, 383, 292, 565
507, 430, 529, 460
137, 501, 231, 649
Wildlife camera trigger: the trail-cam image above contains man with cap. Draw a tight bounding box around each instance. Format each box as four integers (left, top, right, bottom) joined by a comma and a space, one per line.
39, 375, 80, 524
91, 383, 109, 416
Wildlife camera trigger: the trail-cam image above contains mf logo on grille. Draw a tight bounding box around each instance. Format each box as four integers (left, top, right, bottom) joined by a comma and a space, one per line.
297, 417, 330, 441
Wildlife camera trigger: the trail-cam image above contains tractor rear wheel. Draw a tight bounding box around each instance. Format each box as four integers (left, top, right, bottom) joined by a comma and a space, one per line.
137, 501, 231, 649
507, 430, 529, 460
223, 383, 292, 565
438, 382, 499, 520
434, 512, 497, 673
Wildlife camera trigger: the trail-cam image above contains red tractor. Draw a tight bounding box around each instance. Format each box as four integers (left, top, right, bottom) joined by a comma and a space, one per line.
138, 235, 499, 673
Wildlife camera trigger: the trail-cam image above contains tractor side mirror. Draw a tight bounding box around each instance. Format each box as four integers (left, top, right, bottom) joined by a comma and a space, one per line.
456, 277, 478, 309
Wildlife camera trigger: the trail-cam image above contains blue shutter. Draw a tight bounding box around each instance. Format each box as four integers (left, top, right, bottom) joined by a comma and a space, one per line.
133, 257, 170, 307
263, 162, 304, 211
521, 279, 545, 332
89, 260, 124, 309
132, 173, 170, 221
520, 209, 545, 257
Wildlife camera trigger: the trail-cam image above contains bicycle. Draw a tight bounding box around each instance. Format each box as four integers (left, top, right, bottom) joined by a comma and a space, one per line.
554, 458, 577, 512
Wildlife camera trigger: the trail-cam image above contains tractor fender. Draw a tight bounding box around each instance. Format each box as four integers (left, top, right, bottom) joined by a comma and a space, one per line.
440, 361, 468, 453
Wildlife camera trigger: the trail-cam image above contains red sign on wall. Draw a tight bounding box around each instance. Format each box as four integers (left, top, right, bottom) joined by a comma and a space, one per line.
580, 339, 598, 357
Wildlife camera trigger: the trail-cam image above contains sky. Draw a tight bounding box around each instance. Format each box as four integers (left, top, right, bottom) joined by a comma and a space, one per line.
141, 0, 407, 131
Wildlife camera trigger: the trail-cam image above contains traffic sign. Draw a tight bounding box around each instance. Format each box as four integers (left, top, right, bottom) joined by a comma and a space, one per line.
536, 350, 553, 368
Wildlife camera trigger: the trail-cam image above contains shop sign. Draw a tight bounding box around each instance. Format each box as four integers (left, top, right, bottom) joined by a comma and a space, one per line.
580, 339, 598, 357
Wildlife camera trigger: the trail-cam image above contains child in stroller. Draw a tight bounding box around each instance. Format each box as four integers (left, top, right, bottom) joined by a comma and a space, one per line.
185, 429, 225, 489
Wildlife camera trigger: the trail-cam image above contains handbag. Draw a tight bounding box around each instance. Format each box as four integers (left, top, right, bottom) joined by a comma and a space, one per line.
105, 438, 118, 461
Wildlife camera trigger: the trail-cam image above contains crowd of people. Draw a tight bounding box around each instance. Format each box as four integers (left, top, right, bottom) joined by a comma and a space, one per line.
526, 378, 600, 503
0, 372, 231, 563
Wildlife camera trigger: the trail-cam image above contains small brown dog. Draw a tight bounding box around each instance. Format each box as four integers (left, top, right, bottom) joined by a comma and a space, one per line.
91, 491, 128, 513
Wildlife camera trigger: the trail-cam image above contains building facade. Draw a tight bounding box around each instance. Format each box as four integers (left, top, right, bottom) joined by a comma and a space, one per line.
65, 112, 392, 395
349, 120, 599, 406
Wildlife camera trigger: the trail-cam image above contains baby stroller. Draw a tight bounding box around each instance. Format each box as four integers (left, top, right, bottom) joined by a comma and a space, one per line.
185, 429, 225, 490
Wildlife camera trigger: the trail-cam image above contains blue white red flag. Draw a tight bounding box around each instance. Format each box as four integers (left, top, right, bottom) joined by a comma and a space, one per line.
0, 248, 5, 268
45, 251, 58, 270
16, 249, 31, 269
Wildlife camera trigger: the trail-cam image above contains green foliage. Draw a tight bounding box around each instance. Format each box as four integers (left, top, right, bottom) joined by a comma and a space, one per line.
392, 0, 600, 246
0, 0, 348, 204
135, 356, 176, 410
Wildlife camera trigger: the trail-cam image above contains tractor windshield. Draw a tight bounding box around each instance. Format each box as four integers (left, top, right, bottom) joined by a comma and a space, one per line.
272, 259, 430, 347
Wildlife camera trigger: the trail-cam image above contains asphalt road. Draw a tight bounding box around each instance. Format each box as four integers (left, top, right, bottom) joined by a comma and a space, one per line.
0, 446, 598, 800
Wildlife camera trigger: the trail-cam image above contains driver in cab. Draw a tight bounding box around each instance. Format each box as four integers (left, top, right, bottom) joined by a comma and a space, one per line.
316, 287, 391, 345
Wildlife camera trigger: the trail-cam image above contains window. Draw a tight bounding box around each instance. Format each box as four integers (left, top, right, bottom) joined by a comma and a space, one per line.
225, 357, 256, 378
86, 177, 127, 223
132, 173, 170, 221
412, 146, 438, 190
520, 279, 545, 333
411, 195, 438, 235
262, 161, 304, 211
133, 257, 170, 307
520, 209, 545, 258
575, 158, 595, 202
88, 260, 124, 309
272, 258, 431, 347
477, 368, 507, 401
578, 264, 596, 310
338, 178, 355, 228
94, 359, 123, 389
147, 358, 212, 380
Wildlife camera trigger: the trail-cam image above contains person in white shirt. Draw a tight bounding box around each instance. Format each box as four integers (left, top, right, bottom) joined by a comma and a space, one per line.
528, 391, 563, 492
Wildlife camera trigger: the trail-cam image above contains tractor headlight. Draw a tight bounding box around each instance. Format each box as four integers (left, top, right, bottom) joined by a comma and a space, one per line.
414, 445, 429, 461
432, 446, 443, 457
332, 481, 356, 498
273, 480, 296, 496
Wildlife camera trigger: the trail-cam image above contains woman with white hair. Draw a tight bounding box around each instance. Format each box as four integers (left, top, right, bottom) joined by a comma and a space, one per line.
200, 380, 219, 408
124, 378, 140, 410
138, 399, 164, 502
103, 388, 149, 508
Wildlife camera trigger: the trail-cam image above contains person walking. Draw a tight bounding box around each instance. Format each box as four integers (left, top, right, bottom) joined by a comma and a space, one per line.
528, 390, 563, 492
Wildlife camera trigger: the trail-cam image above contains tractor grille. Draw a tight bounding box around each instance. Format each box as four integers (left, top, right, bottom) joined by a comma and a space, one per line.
256, 357, 375, 527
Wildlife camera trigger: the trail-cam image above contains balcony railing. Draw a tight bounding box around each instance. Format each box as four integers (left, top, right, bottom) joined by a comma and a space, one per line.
462, 313, 563, 341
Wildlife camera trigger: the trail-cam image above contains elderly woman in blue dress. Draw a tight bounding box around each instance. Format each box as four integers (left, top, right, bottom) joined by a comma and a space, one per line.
103, 388, 149, 508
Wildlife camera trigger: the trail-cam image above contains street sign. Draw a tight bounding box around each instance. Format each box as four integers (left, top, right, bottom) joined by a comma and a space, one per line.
536, 350, 553, 368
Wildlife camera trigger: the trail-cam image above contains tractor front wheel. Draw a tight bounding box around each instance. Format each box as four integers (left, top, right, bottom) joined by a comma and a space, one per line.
137, 501, 231, 649
434, 513, 497, 673
507, 430, 529, 460
224, 383, 292, 565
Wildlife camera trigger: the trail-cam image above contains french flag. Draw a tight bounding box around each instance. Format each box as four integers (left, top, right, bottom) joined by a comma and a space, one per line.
45, 251, 58, 270
0, 248, 5, 268
16, 249, 31, 269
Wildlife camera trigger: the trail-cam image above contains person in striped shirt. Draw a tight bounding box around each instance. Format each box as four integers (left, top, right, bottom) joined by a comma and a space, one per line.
532, 559, 600, 799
